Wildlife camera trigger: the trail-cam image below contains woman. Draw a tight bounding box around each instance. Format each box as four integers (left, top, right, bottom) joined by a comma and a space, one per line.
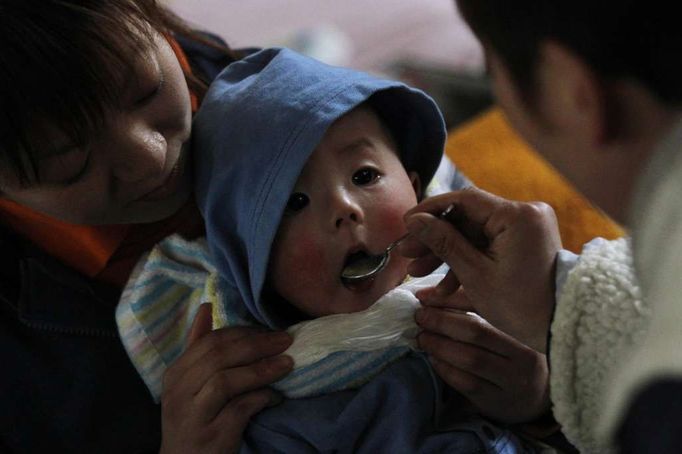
1, 2, 556, 452
406, 2, 682, 452
0, 2, 293, 452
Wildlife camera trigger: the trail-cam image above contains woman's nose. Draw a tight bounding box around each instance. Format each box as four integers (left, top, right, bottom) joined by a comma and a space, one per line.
331, 189, 364, 229
109, 122, 167, 182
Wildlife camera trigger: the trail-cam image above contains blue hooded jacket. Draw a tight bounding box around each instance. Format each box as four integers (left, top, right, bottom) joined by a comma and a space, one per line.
193, 47, 446, 329
191, 48, 532, 453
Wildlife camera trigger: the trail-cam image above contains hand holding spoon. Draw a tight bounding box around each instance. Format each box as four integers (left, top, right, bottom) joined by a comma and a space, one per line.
341, 204, 489, 283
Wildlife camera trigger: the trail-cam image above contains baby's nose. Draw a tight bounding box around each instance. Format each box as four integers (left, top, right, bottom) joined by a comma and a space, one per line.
332, 190, 364, 228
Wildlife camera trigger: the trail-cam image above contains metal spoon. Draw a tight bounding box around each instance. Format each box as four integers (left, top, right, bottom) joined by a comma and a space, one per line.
340, 204, 489, 283
340, 233, 410, 282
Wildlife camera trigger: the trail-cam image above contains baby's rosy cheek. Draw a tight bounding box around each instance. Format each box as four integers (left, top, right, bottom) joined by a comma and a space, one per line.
284, 236, 327, 282
376, 206, 408, 235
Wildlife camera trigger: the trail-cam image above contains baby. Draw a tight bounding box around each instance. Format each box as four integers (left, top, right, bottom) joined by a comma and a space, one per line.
117, 48, 533, 452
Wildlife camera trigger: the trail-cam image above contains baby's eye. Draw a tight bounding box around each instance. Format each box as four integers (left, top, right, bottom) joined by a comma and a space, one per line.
352, 167, 380, 186
285, 192, 309, 214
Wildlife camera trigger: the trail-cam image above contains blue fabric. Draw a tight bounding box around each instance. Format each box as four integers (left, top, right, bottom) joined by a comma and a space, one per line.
0, 34, 235, 453
244, 355, 532, 453
193, 47, 446, 329
192, 47, 534, 453
116, 234, 419, 400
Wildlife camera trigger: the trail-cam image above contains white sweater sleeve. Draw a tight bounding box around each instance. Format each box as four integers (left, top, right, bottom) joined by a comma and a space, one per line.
549, 237, 650, 453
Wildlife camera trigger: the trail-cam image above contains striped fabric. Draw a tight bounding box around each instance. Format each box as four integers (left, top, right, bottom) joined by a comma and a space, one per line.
116, 157, 462, 402
116, 238, 215, 400
115, 235, 435, 401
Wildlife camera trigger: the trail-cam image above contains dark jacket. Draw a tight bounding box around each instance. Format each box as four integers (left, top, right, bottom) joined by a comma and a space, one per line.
0, 34, 234, 454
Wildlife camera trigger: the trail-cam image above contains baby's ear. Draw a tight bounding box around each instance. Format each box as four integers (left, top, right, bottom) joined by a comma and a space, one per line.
409, 171, 422, 200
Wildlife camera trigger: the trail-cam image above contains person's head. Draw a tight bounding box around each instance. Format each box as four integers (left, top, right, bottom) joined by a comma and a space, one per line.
268, 103, 422, 317
194, 48, 446, 328
0, 1, 229, 225
456, 1, 682, 223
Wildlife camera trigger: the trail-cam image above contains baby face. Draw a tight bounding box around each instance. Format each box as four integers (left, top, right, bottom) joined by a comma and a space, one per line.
268, 105, 421, 317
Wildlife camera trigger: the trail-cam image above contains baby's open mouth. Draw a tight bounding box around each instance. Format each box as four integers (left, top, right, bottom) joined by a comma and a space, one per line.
341, 249, 376, 291
343, 250, 370, 269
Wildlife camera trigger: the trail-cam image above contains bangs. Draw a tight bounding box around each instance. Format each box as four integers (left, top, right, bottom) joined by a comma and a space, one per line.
0, 0, 164, 185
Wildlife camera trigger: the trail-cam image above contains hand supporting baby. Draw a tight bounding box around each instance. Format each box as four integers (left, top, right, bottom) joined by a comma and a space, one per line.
415, 299, 550, 423
159, 304, 293, 454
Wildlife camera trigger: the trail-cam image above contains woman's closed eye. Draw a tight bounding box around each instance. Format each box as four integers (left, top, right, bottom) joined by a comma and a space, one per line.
352, 167, 381, 186
38, 146, 91, 186
285, 192, 309, 215
134, 71, 164, 107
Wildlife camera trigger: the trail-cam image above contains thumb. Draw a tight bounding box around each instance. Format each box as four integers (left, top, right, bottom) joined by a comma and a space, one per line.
415, 270, 460, 301
417, 285, 475, 312
405, 212, 483, 281
188, 302, 213, 346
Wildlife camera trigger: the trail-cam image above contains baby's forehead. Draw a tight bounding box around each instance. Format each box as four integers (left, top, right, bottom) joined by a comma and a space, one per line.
317, 105, 399, 156
295, 105, 401, 175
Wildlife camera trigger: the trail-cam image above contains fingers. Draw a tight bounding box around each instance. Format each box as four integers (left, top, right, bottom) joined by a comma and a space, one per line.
430, 357, 500, 395
401, 189, 508, 282
174, 326, 267, 372
406, 253, 444, 277
415, 307, 515, 357
159, 327, 294, 453
210, 388, 277, 451
188, 303, 213, 346
405, 187, 505, 227
160, 386, 279, 454
433, 270, 461, 297
164, 328, 292, 394
421, 329, 507, 384
416, 304, 552, 422
432, 351, 549, 424
398, 234, 433, 259
405, 212, 488, 286
194, 355, 293, 421
416, 284, 469, 311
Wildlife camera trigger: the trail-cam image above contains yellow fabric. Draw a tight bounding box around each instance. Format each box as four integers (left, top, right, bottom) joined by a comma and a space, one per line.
445, 108, 625, 253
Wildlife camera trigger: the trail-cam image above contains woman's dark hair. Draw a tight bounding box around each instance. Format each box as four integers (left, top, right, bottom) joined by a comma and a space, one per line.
456, 1, 682, 107
0, 0, 236, 185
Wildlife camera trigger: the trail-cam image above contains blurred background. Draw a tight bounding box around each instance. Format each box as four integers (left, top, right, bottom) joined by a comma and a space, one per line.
163, 0, 493, 129
162, 1, 626, 250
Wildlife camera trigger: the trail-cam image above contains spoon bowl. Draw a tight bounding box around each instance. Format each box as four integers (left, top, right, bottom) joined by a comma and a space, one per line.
340, 204, 489, 284
340, 233, 409, 282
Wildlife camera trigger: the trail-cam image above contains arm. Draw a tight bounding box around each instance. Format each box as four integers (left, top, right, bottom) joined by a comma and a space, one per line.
402, 188, 648, 451
549, 237, 647, 452
402, 187, 558, 422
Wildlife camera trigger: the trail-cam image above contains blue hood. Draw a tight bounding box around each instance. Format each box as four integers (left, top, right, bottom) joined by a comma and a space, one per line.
193, 47, 446, 328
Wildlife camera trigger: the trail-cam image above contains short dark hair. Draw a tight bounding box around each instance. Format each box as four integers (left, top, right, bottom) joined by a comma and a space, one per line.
0, 0, 234, 185
456, 1, 682, 107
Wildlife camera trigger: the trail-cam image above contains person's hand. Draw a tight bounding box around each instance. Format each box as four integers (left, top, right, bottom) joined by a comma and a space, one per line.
159, 304, 293, 454
415, 292, 550, 423
401, 188, 562, 352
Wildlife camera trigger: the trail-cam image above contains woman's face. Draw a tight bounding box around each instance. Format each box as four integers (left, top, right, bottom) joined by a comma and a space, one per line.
0, 31, 193, 225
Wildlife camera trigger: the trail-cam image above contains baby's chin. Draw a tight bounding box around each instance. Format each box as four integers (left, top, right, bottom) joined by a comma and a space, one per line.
330, 271, 407, 315
289, 267, 410, 318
